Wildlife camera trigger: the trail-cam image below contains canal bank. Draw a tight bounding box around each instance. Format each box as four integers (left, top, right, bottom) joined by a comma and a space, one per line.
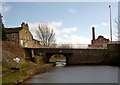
2, 63, 53, 84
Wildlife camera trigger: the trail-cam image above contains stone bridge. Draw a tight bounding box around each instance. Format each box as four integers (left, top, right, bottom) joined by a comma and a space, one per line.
24, 44, 120, 65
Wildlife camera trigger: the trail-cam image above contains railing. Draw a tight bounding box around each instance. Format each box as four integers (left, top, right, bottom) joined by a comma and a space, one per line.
109, 41, 120, 44
50, 44, 89, 49
32, 44, 107, 49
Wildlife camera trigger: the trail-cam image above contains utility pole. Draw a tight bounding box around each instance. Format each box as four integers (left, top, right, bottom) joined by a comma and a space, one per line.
109, 5, 112, 42
118, 2, 120, 41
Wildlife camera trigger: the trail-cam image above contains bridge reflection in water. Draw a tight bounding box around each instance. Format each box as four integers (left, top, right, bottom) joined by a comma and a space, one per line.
49, 54, 66, 66
55, 60, 66, 67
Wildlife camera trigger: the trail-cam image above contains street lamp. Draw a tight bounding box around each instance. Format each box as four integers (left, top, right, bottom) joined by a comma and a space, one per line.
109, 5, 112, 42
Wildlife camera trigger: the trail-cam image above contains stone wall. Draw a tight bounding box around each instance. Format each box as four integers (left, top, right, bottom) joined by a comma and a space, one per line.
6, 33, 19, 44
107, 44, 120, 57
19, 23, 34, 47
68, 49, 107, 65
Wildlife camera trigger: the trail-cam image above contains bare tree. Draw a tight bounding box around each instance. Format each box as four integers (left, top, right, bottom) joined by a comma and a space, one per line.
115, 18, 120, 41
36, 23, 56, 47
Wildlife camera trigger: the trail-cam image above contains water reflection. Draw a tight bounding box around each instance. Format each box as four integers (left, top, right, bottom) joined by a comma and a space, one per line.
55, 60, 66, 67
24, 66, 119, 83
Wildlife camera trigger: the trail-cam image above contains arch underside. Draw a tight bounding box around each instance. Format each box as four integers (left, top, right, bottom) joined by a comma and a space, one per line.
45, 53, 72, 65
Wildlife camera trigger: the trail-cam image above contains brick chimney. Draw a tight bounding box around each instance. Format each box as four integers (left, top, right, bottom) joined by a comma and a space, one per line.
92, 27, 95, 40
91, 27, 95, 45
21, 22, 25, 28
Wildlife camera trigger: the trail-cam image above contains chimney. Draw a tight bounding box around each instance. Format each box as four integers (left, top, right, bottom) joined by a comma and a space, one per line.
92, 27, 95, 40
21, 22, 25, 28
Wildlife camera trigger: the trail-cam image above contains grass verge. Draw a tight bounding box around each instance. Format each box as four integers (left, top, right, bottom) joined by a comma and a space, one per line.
2, 64, 53, 84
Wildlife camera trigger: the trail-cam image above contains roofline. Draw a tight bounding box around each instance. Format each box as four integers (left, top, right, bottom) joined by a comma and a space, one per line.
33, 39, 40, 42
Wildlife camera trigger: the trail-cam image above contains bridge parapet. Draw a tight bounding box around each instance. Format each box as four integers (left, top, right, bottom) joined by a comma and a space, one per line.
26, 44, 107, 49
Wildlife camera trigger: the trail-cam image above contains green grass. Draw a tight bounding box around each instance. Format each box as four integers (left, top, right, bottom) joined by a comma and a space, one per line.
2, 64, 12, 74
2, 62, 30, 74
2, 64, 53, 84
20, 63, 29, 69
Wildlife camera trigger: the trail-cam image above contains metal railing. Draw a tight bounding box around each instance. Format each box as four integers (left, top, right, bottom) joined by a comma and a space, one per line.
31, 44, 107, 49
109, 41, 120, 44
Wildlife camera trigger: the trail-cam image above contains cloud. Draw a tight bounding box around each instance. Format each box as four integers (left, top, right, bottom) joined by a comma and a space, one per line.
0, 2, 11, 13
48, 21, 62, 27
28, 21, 91, 45
28, 21, 62, 39
2, 6, 11, 13
69, 8, 77, 14
56, 34, 91, 45
62, 27, 77, 33
101, 22, 108, 26
91, 24, 99, 28
48, 21, 62, 35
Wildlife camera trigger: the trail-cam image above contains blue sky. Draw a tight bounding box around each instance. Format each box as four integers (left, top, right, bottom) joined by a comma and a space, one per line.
1, 2, 118, 44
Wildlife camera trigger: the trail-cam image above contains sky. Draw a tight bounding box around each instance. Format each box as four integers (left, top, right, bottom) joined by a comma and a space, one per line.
1, 1, 119, 44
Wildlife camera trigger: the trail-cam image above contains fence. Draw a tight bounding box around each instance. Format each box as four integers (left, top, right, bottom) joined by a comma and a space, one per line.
33, 44, 107, 49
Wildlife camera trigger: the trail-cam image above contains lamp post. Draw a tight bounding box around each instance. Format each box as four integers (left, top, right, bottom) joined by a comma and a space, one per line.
109, 5, 112, 42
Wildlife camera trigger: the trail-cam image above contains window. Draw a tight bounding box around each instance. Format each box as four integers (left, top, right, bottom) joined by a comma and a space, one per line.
21, 40, 23, 45
25, 43, 28, 47
25, 35, 27, 41
17, 39, 19, 44
20, 33, 22, 38
26, 35, 27, 40
12, 35, 15, 40
25, 30, 27, 34
28, 36, 29, 40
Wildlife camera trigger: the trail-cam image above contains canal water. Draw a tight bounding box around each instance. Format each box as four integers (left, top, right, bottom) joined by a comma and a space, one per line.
24, 63, 119, 83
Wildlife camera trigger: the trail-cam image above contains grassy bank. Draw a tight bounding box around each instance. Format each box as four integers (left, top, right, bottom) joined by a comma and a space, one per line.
2, 41, 54, 84
2, 64, 53, 84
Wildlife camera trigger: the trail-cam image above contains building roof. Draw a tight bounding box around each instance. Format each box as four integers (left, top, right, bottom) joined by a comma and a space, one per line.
5, 27, 22, 34
96, 35, 109, 41
33, 39, 40, 42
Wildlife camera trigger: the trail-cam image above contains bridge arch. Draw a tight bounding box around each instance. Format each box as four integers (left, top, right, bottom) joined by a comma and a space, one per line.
49, 54, 66, 62
45, 53, 72, 66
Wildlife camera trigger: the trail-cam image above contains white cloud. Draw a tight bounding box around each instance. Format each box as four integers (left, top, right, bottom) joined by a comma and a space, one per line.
69, 8, 77, 14
2, 6, 11, 12
101, 22, 108, 26
48, 21, 62, 35
62, 27, 77, 33
0, 2, 11, 13
56, 34, 91, 45
48, 21, 62, 27
91, 24, 99, 28
28, 21, 62, 39
28, 22, 91, 45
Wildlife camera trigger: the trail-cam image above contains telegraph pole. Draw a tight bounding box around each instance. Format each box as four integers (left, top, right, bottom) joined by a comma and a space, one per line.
109, 5, 112, 42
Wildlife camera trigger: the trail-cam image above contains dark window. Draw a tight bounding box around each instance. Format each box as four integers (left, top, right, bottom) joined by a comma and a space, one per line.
12, 35, 15, 40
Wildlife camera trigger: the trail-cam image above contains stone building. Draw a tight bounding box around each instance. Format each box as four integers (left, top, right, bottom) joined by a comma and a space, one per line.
5, 22, 40, 48
88, 27, 110, 49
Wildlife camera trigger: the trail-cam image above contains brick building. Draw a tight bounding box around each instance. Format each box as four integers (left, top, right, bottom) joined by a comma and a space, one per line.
88, 27, 110, 49
5, 22, 40, 48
